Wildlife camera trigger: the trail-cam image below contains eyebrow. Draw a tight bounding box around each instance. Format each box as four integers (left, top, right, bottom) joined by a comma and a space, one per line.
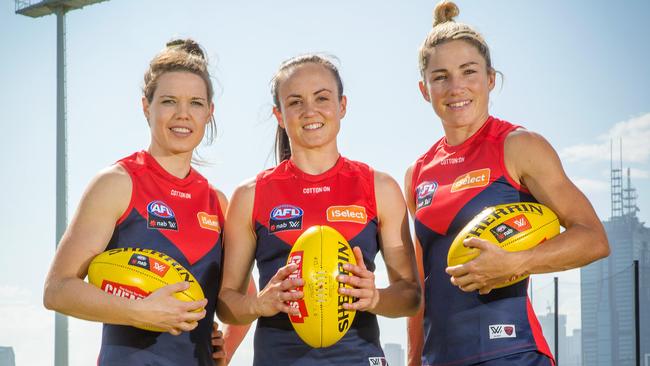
430, 61, 479, 74
159, 95, 207, 101
285, 88, 332, 100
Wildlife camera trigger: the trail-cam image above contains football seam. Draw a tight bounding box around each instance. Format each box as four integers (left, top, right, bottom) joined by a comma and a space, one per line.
89, 261, 199, 301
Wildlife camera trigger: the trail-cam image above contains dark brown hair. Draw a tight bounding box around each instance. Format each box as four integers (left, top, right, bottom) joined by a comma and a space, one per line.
143, 39, 216, 145
270, 54, 344, 163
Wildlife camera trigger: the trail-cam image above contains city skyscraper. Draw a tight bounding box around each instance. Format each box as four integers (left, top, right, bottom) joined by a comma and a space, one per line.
581, 161, 650, 365
0, 346, 16, 366
384, 343, 405, 366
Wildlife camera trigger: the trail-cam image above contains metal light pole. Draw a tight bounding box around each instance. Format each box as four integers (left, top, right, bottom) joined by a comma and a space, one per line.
15, 2, 109, 365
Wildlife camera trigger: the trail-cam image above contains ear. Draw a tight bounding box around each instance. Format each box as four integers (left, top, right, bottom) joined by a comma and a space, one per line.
419, 81, 431, 102
487, 69, 496, 92
339, 95, 347, 119
208, 102, 215, 124
142, 96, 151, 125
272, 106, 285, 129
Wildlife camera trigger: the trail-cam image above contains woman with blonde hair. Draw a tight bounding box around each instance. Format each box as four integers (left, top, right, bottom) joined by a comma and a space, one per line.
406, 2, 609, 365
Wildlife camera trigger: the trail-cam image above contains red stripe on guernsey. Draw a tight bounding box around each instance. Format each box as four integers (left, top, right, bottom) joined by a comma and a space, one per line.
253, 156, 377, 245
413, 117, 520, 235
118, 151, 223, 265
527, 297, 555, 363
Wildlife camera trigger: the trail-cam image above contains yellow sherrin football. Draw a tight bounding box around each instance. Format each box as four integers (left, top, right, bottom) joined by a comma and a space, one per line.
286, 225, 357, 348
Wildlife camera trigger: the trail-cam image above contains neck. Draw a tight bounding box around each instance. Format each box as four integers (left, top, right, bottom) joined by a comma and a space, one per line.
147, 145, 193, 179
442, 113, 490, 146
289, 144, 340, 175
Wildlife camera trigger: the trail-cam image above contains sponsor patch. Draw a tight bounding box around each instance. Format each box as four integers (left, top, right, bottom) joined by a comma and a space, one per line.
287, 251, 308, 323
416, 181, 437, 210
100, 280, 149, 300
490, 222, 519, 243
326, 205, 367, 224
489, 324, 517, 339
269, 204, 303, 233
197, 212, 221, 232
303, 186, 331, 194
451, 168, 490, 192
128, 254, 170, 277
368, 357, 388, 366
505, 214, 532, 231
147, 200, 178, 231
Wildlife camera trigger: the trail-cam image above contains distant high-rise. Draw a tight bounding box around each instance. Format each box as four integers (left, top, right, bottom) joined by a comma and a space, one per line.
384, 343, 404, 366
580, 148, 650, 365
0, 346, 16, 366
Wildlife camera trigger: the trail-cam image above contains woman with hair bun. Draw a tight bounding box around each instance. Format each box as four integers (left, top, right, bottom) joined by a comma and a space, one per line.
218, 54, 421, 365
406, 2, 609, 365
43, 39, 248, 365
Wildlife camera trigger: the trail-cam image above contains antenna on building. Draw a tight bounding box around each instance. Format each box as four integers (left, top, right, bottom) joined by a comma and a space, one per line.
623, 167, 639, 217
611, 139, 623, 219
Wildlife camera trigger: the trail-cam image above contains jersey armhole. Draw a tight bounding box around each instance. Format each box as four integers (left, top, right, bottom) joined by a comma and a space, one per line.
501, 127, 530, 194
250, 174, 264, 231
367, 166, 378, 221
115, 162, 135, 226
410, 159, 423, 202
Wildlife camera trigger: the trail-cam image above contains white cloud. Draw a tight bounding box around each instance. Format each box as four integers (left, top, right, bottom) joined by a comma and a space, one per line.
560, 113, 650, 163
0, 285, 32, 305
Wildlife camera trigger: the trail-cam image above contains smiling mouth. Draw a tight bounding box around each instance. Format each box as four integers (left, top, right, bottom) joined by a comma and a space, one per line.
170, 127, 192, 134
447, 100, 471, 109
303, 122, 324, 130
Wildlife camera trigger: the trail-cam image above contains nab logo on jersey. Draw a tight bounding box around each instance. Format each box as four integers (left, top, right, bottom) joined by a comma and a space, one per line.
146, 200, 178, 231
269, 204, 303, 233
416, 181, 437, 210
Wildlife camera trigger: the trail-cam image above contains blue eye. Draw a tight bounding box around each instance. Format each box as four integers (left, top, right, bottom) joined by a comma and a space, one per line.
433, 75, 447, 82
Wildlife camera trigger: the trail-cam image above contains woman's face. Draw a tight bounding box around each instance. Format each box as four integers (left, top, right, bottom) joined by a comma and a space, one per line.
143, 71, 213, 156
273, 63, 346, 154
420, 39, 495, 131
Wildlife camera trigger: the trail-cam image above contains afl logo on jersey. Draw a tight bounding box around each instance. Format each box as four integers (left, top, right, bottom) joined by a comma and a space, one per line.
415, 181, 437, 210
269, 204, 303, 233
146, 200, 178, 231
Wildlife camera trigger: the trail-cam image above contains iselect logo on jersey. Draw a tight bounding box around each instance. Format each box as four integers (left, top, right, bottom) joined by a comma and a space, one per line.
269, 204, 303, 233
416, 181, 438, 210
146, 200, 178, 231
326, 205, 367, 224
197, 212, 221, 232
450, 168, 490, 192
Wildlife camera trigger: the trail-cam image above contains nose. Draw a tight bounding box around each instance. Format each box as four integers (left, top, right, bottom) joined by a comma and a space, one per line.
448, 75, 466, 96
302, 100, 317, 117
176, 101, 190, 119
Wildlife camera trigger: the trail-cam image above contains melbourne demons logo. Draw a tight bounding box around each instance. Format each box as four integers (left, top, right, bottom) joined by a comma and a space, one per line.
415, 181, 438, 210
146, 200, 178, 231
269, 204, 303, 233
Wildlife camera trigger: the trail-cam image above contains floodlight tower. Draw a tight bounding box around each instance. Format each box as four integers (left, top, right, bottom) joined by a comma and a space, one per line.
15, 2, 109, 365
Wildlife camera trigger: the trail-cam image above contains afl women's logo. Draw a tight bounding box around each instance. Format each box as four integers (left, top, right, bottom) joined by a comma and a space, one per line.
269, 204, 303, 233
416, 181, 437, 210
146, 200, 178, 231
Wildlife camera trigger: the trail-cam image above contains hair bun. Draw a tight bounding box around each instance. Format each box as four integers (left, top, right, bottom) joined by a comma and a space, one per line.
433, 1, 459, 27
166, 38, 206, 60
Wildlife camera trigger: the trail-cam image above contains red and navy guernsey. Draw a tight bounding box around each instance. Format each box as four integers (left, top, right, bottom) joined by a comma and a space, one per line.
411, 117, 553, 366
99, 150, 224, 366
252, 156, 386, 366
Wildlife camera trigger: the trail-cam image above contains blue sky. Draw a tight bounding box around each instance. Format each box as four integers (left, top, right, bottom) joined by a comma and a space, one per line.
1, 1, 649, 365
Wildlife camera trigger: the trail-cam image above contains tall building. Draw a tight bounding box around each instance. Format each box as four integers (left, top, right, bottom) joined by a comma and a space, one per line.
384, 343, 405, 366
0, 346, 16, 366
581, 163, 650, 365
537, 310, 572, 363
